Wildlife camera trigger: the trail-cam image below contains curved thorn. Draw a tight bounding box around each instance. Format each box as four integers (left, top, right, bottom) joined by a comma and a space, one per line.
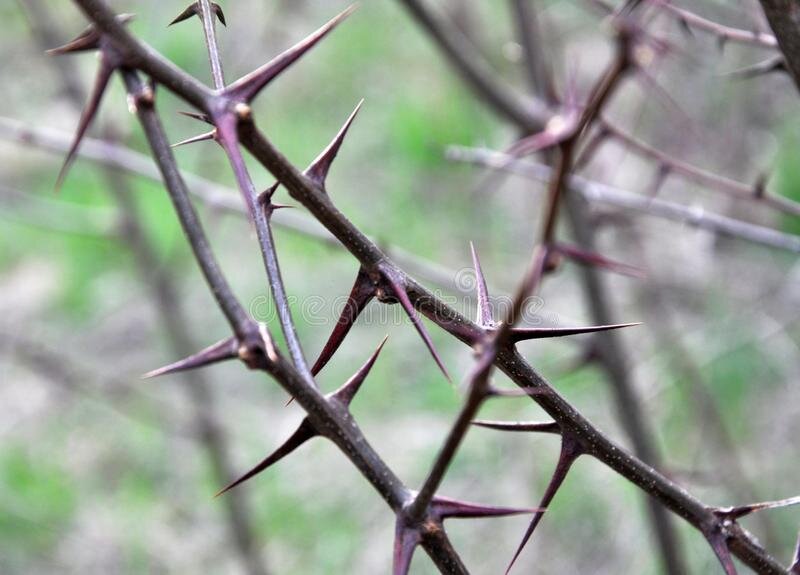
431, 495, 540, 520
212, 3, 227, 26
469, 242, 493, 327
310, 267, 375, 376
215, 420, 317, 497
225, 5, 357, 103
724, 56, 786, 79
509, 322, 642, 343
506, 435, 583, 574
393, 522, 421, 575
56, 54, 117, 192
472, 420, 561, 434
171, 129, 216, 148
331, 335, 388, 406
306, 99, 364, 188
168, 3, 199, 26
552, 243, 645, 278
142, 336, 238, 379
382, 270, 450, 381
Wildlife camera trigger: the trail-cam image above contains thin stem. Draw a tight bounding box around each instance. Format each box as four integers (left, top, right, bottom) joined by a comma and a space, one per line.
198, 0, 225, 89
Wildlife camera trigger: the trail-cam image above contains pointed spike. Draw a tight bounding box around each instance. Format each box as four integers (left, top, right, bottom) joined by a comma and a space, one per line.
212, 3, 227, 26
393, 522, 421, 575
225, 5, 357, 103
142, 336, 238, 379
706, 530, 738, 575
382, 270, 450, 381
553, 243, 645, 278
305, 99, 363, 188
725, 56, 786, 80
171, 129, 217, 148
509, 322, 642, 343
311, 267, 375, 376
178, 110, 213, 125
215, 420, 317, 497
469, 242, 493, 328
716, 495, 800, 521
56, 54, 117, 191
791, 531, 800, 574
506, 435, 583, 574
47, 14, 134, 55
472, 420, 561, 434
431, 495, 540, 520
331, 335, 388, 406
168, 3, 199, 26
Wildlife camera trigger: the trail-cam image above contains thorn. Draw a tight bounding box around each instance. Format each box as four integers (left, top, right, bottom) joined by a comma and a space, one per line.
225, 5, 357, 103
171, 129, 217, 148
506, 435, 583, 574
169, 2, 226, 27
56, 52, 118, 191
552, 243, 645, 278
705, 528, 738, 575
215, 419, 317, 497
506, 114, 576, 158
142, 336, 238, 378
713, 495, 800, 521
472, 420, 561, 434
791, 531, 800, 574
393, 522, 421, 575
331, 335, 388, 406
178, 110, 213, 125
508, 322, 641, 343
46, 14, 134, 55
469, 242, 493, 328
381, 269, 451, 381
306, 99, 363, 189
430, 495, 540, 520
310, 267, 376, 376
725, 56, 786, 80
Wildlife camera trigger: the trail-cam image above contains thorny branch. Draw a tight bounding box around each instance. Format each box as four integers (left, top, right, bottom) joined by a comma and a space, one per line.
33, 0, 799, 572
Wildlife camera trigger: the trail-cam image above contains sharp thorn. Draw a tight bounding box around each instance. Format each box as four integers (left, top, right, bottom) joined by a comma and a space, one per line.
171, 129, 217, 148
472, 420, 561, 434
552, 243, 645, 278
393, 522, 421, 575
47, 14, 134, 55
310, 267, 375, 376
509, 322, 642, 343
469, 242, 493, 328
142, 336, 238, 379
225, 5, 357, 103
215, 420, 317, 497
306, 99, 364, 188
705, 530, 738, 575
431, 495, 540, 520
331, 335, 388, 406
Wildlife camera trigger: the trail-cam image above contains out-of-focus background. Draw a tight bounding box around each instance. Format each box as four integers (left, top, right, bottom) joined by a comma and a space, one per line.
0, 0, 798, 573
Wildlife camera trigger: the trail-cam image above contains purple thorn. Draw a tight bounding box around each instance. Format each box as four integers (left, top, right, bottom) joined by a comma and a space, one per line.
505, 119, 575, 158
508, 322, 642, 343
393, 521, 422, 575
705, 529, 738, 575
169, 2, 225, 27
552, 243, 645, 278
171, 129, 217, 148
46, 14, 134, 55
56, 51, 119, 192
382, 269, 451, 381
224, 5, 357, 104
469, 242, 493, 328
306, 99, 364, 189
430, 495, 540, 520
142, 336, 238, 379
472, 420, 561, 434
215, 419, 317, 497
330, 335, 388, 406
310, 267, 376, 376
506, 435, 583, 574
